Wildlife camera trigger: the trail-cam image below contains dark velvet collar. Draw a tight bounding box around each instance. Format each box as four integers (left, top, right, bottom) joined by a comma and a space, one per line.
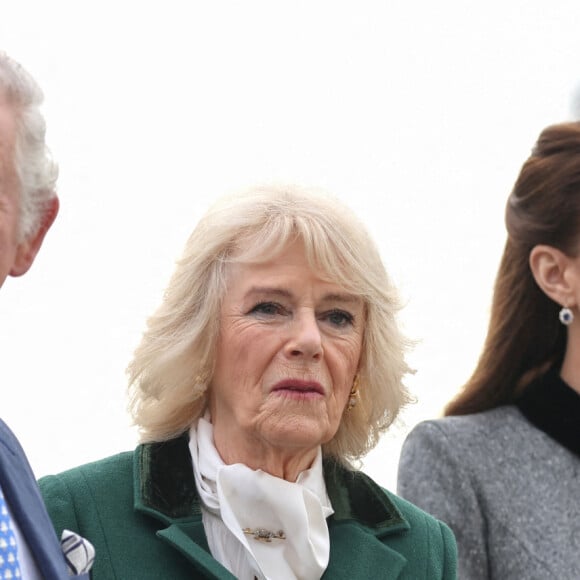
135, 435, 408, 535
516, 367, 580, 458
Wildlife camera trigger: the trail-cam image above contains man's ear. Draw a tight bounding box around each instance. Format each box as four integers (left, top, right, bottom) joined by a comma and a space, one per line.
10, 196, 59, 277
529, 244, 575, 307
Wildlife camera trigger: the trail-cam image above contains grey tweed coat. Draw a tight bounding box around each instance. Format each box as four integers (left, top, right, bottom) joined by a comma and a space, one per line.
397, 405, 580, 579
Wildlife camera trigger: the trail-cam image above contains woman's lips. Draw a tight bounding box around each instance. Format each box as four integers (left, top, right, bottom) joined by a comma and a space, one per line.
271, 379, 325, 398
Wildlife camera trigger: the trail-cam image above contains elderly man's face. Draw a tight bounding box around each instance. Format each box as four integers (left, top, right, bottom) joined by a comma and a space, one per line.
0, 96, 22, 288
209, 240, 364, 474
0, 94, 57, 288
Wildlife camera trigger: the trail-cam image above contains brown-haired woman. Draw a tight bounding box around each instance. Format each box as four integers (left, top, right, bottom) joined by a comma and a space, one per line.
398, 122, 580, 579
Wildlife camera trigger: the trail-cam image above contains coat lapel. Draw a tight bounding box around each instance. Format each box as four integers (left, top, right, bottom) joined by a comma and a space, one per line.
323, 458, 411, 579
0, 420, 69, 579
135, 437, 234, 579
135, 437, 412, 579
157, 522, 236, 579
324, 523, 407, 579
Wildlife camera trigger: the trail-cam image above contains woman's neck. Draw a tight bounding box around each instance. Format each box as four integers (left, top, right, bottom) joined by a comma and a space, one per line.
559, 324, 580, 395
213, 430, 319, 482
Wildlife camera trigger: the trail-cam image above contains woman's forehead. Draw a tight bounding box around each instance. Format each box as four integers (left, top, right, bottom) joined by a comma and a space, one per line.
230, 235, 344, 270
224, 255, 363, 304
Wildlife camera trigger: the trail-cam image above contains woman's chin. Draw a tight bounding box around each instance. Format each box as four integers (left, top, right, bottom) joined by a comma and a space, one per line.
258, 411, 337, 451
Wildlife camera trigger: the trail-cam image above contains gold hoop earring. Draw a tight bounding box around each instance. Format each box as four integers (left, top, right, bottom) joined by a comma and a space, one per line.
348, 375, 360, 410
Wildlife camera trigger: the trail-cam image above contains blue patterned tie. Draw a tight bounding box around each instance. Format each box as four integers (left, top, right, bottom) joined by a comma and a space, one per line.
0, 487, 21, 579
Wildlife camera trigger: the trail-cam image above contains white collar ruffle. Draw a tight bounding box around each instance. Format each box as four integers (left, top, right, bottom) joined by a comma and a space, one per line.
188, 417, 334, 580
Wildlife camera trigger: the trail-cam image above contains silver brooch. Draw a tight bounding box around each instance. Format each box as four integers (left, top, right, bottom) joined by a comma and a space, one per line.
243, 528, 286, 542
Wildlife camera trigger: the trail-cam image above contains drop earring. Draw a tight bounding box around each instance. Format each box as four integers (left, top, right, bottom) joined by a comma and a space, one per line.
348, 376, 360, 410
559, 306, 574, 326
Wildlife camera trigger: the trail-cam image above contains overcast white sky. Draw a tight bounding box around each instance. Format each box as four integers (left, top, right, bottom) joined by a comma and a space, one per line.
1, 1, 579, 490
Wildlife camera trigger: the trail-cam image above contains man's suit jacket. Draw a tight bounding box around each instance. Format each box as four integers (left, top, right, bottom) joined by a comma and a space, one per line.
39, 435, 457, 579
0, 419, 74, 579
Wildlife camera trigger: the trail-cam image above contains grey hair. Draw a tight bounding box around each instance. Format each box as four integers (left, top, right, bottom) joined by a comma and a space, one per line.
0, 52, 58, 240
128, 184, 412, 463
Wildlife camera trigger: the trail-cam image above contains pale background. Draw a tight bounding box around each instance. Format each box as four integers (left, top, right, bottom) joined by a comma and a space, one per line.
1, 1, 579, 491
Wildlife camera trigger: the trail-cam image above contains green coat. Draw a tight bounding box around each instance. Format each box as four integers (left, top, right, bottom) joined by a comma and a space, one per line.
39, 437, 456, 579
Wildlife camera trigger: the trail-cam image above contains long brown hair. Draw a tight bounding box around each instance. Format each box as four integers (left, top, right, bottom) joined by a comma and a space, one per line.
446, 122, 580, 416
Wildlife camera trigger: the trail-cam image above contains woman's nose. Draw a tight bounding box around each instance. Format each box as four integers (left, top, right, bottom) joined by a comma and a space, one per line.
285, 311, 323, 360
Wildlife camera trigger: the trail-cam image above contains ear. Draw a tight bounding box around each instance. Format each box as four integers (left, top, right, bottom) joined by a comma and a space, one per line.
529, 244, 576, 307
10, 196, 59, 277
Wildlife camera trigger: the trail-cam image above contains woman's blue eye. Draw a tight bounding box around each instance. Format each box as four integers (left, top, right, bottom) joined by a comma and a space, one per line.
325, 309, 354, 327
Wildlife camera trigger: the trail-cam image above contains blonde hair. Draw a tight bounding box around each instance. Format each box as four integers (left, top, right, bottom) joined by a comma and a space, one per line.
129, 184, 411, 462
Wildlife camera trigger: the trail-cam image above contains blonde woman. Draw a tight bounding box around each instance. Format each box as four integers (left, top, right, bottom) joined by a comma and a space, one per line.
41, 185, 456, 579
